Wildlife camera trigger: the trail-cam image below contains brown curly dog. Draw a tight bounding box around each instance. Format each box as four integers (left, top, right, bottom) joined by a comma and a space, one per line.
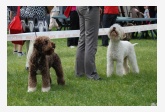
28, 36, 65, 92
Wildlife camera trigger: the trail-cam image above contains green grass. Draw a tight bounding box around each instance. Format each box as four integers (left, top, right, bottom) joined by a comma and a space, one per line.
7, 38, 157, 106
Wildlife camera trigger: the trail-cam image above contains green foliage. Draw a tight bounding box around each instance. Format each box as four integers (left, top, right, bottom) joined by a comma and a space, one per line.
7, 39, 157, 106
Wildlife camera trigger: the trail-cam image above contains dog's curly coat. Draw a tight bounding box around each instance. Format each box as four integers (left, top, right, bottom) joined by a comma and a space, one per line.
107, 24, 139, 77
28, 36, 65, 92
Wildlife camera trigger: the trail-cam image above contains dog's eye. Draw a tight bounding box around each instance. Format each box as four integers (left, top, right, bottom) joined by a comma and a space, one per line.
44, 40, 48, 45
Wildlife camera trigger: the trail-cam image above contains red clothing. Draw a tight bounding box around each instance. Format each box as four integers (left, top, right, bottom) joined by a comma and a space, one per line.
104, 6, 119, 14
71, 6, 76, 11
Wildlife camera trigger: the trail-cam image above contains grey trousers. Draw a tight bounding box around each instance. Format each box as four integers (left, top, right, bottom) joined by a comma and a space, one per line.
75, 6, 100, 79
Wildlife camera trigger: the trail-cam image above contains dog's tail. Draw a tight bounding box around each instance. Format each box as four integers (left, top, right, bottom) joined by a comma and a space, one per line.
133, 43, 138, 46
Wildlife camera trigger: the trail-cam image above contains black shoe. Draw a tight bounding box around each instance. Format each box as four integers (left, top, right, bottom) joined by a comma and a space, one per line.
87, 72, 101, 80
102, 45, 108, 47
13, 50, 17, 55
17, 52, 24, 57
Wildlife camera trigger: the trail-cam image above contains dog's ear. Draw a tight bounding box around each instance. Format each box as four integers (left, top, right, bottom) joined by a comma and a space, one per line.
34, 41, 42, 51
107, 28, 111, 38
120, 32, 126, 40
121, 33, 128, 41
34, 42, 37, 49
123, 33, 126, 38
34, 42, 38, 50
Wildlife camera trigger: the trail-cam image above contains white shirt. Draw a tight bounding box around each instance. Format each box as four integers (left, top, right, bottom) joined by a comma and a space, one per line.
144, 9, 149, 18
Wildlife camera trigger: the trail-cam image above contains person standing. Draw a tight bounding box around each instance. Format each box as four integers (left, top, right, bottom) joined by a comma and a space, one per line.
130, 6, 142, 38
102, 6, 119, 46
75, 6, 102, 80
67, 6, 79, 48
138, 6, 151, 38
49, 6, 61, 31
8, 6, 24, 57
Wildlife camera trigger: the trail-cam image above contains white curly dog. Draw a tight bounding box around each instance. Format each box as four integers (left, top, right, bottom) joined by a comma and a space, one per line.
107, 24, 139, 77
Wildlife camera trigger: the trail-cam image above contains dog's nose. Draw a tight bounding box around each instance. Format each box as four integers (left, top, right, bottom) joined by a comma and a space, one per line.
113, 27, 116, 30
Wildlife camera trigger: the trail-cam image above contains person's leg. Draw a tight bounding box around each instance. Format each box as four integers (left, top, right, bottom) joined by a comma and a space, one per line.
84, 7, 100, 79
73, 11, 80, 46
22, 19, 30, 54
71, 11, 79, 46
75, 6, 86, 76
144, 22, 150, 38
17, 44, 24, 56
135, 32, 139, 38
109, 14, 118, 26
145, 31, 150, 38
13, 44, 18, 54
49, 12, 55, 30
139, 31, 144, 39
46, 14, 50, 28
53, 11, 60, 29
102, 14, 117, 46
153, 30, 157, 37
67, 11, 77, 47
102, 14, 110, 46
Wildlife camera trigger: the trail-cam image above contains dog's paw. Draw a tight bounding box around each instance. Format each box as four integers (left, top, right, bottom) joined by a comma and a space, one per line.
57, 79, 65, 85
42, 87, 50, 92
116, 71, 126, 76
27, 86, 36, 92
133, 70, 139, 74
107, 70, 113, 77
116, 73, 125, 77
132, 67, 139, 74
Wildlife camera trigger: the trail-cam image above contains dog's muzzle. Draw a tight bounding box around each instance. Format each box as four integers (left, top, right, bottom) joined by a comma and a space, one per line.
51, 42, 55, 50
110, 27, 118, 37
45, 42, 55, 55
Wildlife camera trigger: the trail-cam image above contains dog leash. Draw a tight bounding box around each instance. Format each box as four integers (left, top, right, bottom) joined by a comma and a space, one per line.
34, 29, 37, 38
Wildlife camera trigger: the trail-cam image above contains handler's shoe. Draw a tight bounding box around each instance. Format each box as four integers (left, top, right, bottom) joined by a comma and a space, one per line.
18, 52, 24, 57
87, 72, 101, 80
13, 50, 17, 55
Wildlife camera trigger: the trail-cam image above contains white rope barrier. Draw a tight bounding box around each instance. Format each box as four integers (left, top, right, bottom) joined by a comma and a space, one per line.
7, 24, 157, 41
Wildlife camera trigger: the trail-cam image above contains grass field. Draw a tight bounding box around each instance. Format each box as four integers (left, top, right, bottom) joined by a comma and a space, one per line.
7, 38, 157, 106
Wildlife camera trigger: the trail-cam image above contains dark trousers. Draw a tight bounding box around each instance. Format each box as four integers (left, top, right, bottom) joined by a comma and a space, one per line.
67, 11, 79, 46
102, 14, 117, 46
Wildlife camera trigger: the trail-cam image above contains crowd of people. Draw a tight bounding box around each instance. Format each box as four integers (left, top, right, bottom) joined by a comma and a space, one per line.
7, 6, 157, 80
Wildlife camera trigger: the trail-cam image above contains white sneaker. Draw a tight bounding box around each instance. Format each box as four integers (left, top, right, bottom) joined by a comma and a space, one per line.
18, 52, 24, 57
70, 46, 75, 48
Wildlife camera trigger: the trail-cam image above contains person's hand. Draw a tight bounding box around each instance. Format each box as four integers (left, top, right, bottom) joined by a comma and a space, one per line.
139, 12, 144, 15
